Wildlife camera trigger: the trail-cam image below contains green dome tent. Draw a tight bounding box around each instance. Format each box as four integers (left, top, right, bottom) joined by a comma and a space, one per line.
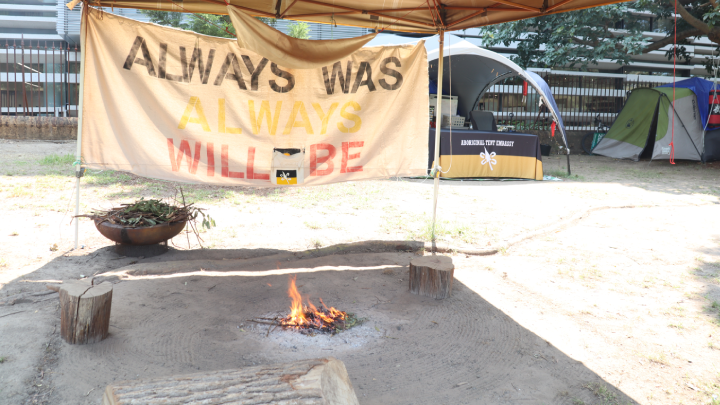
593, 86, 705, 161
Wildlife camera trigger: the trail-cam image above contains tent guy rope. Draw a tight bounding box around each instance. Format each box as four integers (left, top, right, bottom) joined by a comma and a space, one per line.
73, 2, 88, 249
431, 30, 444, 247
670, 0, 677, 165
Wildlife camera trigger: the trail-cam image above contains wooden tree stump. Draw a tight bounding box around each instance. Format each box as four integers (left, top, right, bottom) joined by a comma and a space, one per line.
59, 280, 112, 344
409, 255, 455, 299
102, 357, 359, 405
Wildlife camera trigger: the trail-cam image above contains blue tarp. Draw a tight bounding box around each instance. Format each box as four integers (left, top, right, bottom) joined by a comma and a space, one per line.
526, 71, 565, 138
658, 77, 720, 130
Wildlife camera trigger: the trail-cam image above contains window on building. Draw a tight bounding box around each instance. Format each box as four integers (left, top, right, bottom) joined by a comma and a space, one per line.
634, 17, 651, 32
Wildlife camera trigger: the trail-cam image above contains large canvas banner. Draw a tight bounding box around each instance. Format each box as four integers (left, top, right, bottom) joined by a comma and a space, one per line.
81, 9, 429, 187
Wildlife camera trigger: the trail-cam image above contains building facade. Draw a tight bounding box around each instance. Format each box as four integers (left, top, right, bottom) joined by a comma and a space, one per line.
0, 2, 372, 117
0, 2, 157, 116
0, 0, 81, 116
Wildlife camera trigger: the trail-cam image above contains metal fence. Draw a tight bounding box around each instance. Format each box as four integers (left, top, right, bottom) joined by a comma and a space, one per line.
0, 38, 673, 131
478, 73, 669, 131
0, 38, 80, 117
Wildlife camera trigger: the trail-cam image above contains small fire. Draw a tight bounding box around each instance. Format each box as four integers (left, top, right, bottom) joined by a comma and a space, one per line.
279, 276, 347, 333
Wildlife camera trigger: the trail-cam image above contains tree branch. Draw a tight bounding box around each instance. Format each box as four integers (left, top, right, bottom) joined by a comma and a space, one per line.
673, 0, 712, 33
642, 28, 704, 52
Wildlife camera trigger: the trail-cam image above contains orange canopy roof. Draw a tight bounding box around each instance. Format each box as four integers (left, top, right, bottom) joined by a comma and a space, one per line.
80, 0, 631, 33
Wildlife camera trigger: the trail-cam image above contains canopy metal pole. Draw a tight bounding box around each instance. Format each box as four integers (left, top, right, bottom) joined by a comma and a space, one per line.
431, 30, 444, 250
566, 152, 571, 176
73, 7, 87, 250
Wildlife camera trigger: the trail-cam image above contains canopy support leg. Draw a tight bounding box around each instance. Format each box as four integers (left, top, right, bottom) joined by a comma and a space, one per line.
566, 152, 571, 176
431, 30, 445, 253
74, 6, 87, 250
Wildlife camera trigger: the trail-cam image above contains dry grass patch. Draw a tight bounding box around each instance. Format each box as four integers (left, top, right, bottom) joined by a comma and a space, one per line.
581, 382, 628, 405
304, 221, 321, 230
643, 351, 670, 366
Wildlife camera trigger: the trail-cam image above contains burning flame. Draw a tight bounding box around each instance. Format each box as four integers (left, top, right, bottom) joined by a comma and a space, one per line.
280, 276, 346, 332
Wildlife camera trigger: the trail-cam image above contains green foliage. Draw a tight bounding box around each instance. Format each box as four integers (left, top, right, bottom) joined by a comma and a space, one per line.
256, 17, 277, 28
546, 169, 570, 178
499, 120, 551, 131
140, 11, 277, 39
479, 0, 720, 71
85, 170, 133, 186
479, 4, 648, 70
200, 212, 216, 230
182, 188, 234, 204
635, 0, 706, 67
288, 22, 311, 39
140, 10, 235, 38
582, 382, 620, 405
404, 215, 478, 243
703, 6, 720, 30
187, 14, 236, 38
140, 10, 185, 28
89, 196, 215, 230
39, 154, 75, 166
116, 198, 184, 227
336, 312, 365, 334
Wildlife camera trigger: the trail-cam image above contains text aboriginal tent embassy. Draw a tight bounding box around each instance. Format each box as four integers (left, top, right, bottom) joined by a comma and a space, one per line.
67, 0, 634, 249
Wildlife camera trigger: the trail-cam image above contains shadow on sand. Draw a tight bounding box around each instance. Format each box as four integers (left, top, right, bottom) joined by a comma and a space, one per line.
0, 243, 639, 405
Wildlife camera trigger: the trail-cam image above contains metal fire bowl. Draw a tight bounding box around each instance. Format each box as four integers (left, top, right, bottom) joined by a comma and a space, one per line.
94, 220, 186, 246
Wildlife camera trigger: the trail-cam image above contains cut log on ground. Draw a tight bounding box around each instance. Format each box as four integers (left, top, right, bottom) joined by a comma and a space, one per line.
409, 255, 455, 299
59, 280, 112, 344
102, 357, 359, 405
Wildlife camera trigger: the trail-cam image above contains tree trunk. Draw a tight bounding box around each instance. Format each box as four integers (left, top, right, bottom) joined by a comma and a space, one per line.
59, 280, 112, 344
409, 255, 455, 299
102, 357, 359, 405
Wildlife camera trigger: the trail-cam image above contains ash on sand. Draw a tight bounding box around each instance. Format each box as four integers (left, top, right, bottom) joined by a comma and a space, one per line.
245, 313, 382, 351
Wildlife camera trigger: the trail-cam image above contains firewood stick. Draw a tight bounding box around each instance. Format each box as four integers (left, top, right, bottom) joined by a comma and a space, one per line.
247, 319, 278, 326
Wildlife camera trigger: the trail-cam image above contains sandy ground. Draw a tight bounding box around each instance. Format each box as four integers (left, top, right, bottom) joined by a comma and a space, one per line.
0, 140, 719, 404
